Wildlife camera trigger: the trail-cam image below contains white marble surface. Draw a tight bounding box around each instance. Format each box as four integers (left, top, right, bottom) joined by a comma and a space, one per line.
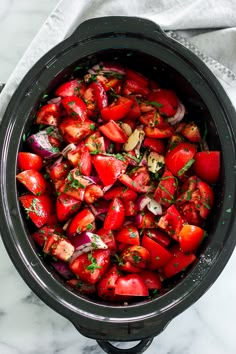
1, 1, 236, 354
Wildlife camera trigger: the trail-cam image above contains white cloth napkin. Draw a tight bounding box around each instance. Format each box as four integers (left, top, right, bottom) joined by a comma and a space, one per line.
1, 0, 236, 116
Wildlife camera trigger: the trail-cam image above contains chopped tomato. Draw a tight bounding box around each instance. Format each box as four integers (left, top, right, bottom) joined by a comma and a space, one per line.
67, 208, 95, 237
96, 228, 117, 252
92, 154, 127, 186
49, 161, 70, 181
16, 170, 47, 196
148, 89, 178, 116
163, 247, 196, 278
144, 125, 174, 139
55, 79, 86, 97
115, 274, 149, 296
136, 212, 159, 229
140, 111, 164, 127
125, 68, 149, 87
18, 152, 43, 171
104, 198, 125, 230
99, 120, 128, 143
104, 186, 137, 201
19, 194, 52, 228
84, 184, 104, 204
61, 96, 87, 121
59, 117, 94, 143
124, 200, 138, 216
116, 225, 140, 245
56, 193, 81, 222
124, 95, 141, 120
143, 229, 171, 248
158, 205, 184, 240
182, 122, 201, 143
165, 142, 197, 177
139, 270, 162, 290
36, 103, 60, 126
101, 97, 133, 121
143, 137, 166, 154
89, 81, 108, 110
97, 265, 122, 301
44, 236, 74, 262
69, 249, 110, 284
67, 143, 92, 176
142, 235, 172, 269
193, 151, 220, 183
154, 170, 176, 207
123, 80, 150, 96
67, 279, 96, 295
178, 224, 205, 252
121, 245, 150, 269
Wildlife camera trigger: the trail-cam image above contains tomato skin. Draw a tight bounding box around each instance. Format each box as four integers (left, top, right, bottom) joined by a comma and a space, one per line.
61, 96, 87, 121
136, 212, 159, 229
67, 208, 95, 237
143, 229, 171, 248
125, 68, 149, 87
89, 81, 108, 110
16, 170, 47, 196
144, 126, 174, 139
44, 236, 75, 262
124, 200, 138, 216
143, 137, 165, 154
139, 270, 162, 290
158, 205, 184, 240
36, 103, 60, 126
67, 143, 92, 176
96, 228, 117, 252
101, 97, 133, 121
154, 170, 176, 207
197, 181, 214, 219
56, 193, 81, 222
60, 173, 91, 201
182, 122, 201, 143
178, 224, 205, 252
180, 202, 203, 226
116, 225, 140, 245
55, 79, 86, 97
18, 152, 43, 171
121, 245, 150, 269
142, 235, 172, 269
49, 161, 70, 181
32, 225, 59, 247
19, 194, 52, 228
92, 154, 127, 186
140, 111, 164, 127
165, 142, 197, 177
104, 187, 137, 202
163, 247, 196, 278
193, 151, 220, 184
59, 117, 94, 143
104, 198, 125, 230
69, 249, 110, 284
123, 80, 150, 96
84, 184, 104, 204
118, 174, 151, 194
115, 274, 149, 296
99, 120, 128, 143
148, 89, 178, 116
97, 265, 122, 301
124, 95, 141, 120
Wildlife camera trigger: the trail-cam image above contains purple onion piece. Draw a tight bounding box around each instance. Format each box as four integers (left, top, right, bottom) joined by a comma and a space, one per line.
168, 102, 186, 125
88, 61, 125, 76
139, 151, 148, 166
51, 260, 74, 279
47, 97, 61, 105
27, 128, 62, 159
69, 232, 107, 263
61, 143, 77, 157
136, 195, 151, 211
89, 200, 109, 216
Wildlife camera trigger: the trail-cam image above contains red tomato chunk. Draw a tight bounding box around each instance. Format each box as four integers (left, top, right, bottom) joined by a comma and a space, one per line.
16, 62, 220, 303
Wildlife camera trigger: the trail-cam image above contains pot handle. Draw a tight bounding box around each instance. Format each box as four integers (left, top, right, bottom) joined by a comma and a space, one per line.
96, 337, 153, 354
70, 16, 166, 42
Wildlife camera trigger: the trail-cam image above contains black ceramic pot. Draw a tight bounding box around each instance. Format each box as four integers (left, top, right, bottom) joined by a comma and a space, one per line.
1, 16, 236, 354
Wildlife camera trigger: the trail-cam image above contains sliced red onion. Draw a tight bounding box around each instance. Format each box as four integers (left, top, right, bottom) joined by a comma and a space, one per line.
61, 143, 77, 157
137, 195, 151, 211
89, 200, 109, 216
147, 199, 162, 215
168, 102, 186, 125
135, 214, 143, 228
51, 260, 74, 279
147, 152, 165, 173
88, 62, 125, 76
46, 155, 63, 175
47, 97, 61, 105
69, 232, 108, 263
27, 128, 61, 159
